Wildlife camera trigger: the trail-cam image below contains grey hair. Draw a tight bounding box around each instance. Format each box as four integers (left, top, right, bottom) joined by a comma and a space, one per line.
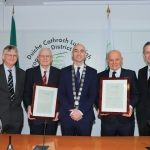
38, 47, 52, 56
3, 45, 18, 54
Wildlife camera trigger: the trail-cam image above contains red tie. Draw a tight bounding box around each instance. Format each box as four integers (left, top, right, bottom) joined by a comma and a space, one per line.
42, 71, 47, 84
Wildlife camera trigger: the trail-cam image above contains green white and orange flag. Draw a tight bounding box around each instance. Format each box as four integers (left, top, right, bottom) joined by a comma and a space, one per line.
105, 5, 114, 70
10, 6, 19, 67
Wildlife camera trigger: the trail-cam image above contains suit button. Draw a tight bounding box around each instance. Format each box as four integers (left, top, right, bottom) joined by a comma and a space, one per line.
10, 104, 12, 106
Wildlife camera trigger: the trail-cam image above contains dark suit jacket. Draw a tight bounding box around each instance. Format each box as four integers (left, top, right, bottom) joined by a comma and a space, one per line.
58, 65, 98, 123
23, 65, 60, 125
136, 66, 150, 126
97, 68, 140, 124
0, 64, 25, 131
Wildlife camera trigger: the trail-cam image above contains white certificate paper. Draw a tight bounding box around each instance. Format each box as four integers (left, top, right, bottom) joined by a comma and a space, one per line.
32, 85, 58, 117
101, 79, 128, 113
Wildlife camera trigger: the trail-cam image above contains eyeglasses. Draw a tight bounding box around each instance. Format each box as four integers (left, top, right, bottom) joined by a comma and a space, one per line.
5, 54, 18, 58
39, 55, 52, 59
144, 51, 150, 55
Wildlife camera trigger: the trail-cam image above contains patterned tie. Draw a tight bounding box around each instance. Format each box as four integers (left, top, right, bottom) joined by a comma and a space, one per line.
112, 71, 116, 78
42, 71, 47, 84
8, 70, 15, 101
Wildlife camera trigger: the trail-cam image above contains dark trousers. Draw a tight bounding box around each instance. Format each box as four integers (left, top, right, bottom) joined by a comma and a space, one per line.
61, 120, 93, 136
30, 121, 58, 135
101, 119, 135, 136
138, 119, 150, 136
3, 118, 23, 134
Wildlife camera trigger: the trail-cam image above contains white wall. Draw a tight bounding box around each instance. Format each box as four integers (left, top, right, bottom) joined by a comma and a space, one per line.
0, 2, 149, 136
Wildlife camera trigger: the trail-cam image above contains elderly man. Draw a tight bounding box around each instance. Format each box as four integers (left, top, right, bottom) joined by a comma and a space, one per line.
0, 45, 25, 134
58, 44, 97, 136
23, 47, 60, 135
97, 50, 139, 136
136, 42, 150, 136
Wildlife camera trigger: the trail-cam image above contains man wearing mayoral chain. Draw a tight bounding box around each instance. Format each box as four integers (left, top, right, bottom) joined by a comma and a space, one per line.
58, 44, 98, 136
97, 50, 139, 136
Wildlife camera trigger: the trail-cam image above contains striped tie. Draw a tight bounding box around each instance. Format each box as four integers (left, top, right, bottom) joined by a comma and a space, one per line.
8, 70, 15, 101
42, 71, 47, 84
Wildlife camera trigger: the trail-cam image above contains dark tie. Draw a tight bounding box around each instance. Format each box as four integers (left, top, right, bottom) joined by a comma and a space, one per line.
8, 70, 15, 101
76, 67, 80, 86
42, 71, 47, 84
75, 67, 80, 93
112, 71, 116, 78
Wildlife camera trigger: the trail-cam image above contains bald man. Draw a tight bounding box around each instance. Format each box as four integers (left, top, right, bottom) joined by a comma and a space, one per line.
97, 50, 139, 136
58, 44, 97, 136
23, 47, 60, 135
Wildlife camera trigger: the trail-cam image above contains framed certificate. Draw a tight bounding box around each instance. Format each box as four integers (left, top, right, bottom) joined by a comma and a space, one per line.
31, 83, 58, 119
99, 77, 130, 115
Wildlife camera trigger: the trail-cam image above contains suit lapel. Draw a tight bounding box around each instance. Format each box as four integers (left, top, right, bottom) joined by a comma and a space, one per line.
143, 66, 148, 80
15, 67, 23, 97
105, 69, 109, 77
0, 64, 9, 92
47, 66, 53, 84
142, 66, 148, 88
120, 68, 124, 77
35, 66, 43, 83
15, 67, 19, 96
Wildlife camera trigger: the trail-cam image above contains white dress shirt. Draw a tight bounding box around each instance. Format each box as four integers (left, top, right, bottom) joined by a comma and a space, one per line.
147, 66, 150, 80
74, 63, 84, 79
109, 68, 121, 78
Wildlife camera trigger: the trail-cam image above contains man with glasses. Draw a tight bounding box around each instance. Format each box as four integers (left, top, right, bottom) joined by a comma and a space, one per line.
0, 45, 25, 133
136, 42, 150, 136
23, 47, 60, 135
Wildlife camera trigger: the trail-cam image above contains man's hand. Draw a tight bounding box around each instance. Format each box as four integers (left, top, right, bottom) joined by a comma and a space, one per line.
27, 106, 35, 120
53, 112, 59, 121
122, 107, 133, 117
69, 109, 82, 121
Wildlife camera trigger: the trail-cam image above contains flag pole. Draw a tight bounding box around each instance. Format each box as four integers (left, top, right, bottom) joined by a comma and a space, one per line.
10, 5, 19, 67
12, 5, 14, 14
107, 5, 110, 19
105, 5, 114, 70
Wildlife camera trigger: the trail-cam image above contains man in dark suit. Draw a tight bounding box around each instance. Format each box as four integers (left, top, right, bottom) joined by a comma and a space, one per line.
0, 45, 25, 134
136, 42, 150, 136
97, 50, 139, 136
58, 44, 97, 136
23, 47, 60, 135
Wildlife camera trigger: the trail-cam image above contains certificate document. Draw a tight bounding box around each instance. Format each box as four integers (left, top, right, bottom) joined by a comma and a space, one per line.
32, 84, 58, 118
99, 77, 130, 114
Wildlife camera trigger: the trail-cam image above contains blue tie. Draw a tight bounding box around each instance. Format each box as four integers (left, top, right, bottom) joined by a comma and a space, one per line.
76, 67, 80, 86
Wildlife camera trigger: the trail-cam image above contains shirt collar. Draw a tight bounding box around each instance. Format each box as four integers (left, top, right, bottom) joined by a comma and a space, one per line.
74, 63, 84, 70
40, 65, 50, 73
110, 67, 121, 76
